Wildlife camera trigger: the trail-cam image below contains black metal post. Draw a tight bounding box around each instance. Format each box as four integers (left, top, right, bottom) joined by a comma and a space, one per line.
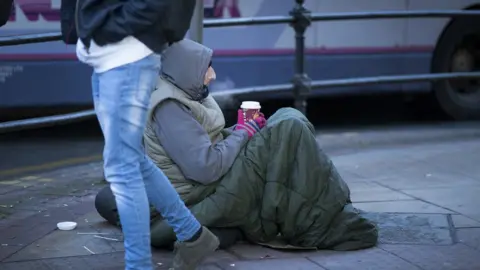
289, 0, 312, 115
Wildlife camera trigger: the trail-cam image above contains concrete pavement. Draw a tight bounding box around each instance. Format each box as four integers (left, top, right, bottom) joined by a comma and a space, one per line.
0, 125, 479, 269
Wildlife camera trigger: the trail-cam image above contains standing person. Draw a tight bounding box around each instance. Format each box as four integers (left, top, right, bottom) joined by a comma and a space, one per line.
64, 0, 220, 269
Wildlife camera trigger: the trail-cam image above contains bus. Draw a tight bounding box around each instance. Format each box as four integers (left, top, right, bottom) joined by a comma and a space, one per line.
0, 0, 479, 120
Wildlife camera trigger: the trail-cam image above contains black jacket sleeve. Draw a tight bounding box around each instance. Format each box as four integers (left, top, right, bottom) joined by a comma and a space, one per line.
0, 0, 14, 27
99, 0, 174, 39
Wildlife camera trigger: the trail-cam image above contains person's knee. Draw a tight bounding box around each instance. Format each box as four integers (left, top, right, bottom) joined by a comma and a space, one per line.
103, 160, 146, 187
101, 132, 146, 183
277, 107, 302, 115
95, 185, 121, 226
138, 155, 158, 179
278, 115, 307, 131
274, 108, 314, 134
274, 107, 306, 120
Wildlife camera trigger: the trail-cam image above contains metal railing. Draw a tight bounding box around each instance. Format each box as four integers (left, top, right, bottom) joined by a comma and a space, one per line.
1, 0, 480, 133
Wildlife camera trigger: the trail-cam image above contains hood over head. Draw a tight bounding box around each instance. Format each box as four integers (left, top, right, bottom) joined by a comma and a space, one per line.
160, 39, 213, 101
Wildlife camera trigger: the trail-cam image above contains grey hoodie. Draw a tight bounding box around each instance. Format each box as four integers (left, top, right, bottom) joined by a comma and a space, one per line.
152, 40, 249, 184
161, 39, 213, 101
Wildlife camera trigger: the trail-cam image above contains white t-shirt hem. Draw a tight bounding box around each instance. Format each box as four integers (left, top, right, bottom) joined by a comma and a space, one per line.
76, 36, 154, 73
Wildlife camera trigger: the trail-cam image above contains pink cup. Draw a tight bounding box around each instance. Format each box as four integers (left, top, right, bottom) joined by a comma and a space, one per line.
240, 101, 261, 122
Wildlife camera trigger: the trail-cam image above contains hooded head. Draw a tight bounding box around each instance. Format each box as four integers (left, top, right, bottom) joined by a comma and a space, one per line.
160, 39, 215, 101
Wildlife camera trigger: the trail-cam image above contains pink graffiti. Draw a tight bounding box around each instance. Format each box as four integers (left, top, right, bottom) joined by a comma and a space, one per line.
213, 0, 241, 18
8, 0, 241, 22
9, 0, 60, 22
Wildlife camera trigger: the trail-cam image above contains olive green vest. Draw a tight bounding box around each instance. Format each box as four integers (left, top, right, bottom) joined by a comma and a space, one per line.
143, 78, 225, 204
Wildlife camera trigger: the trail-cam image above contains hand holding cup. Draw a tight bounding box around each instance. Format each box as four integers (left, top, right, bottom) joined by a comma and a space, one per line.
235, 101, 266, 138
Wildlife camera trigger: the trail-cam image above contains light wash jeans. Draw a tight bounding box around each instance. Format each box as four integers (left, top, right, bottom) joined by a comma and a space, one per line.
91, 54, 201, 270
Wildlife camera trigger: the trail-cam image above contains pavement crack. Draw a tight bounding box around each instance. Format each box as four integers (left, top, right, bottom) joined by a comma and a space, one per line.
446, 214, 459, 244
305, 257, 330, 270
379, 246, 426, 270
372, 181, 463, 215
0, 227, 55, 263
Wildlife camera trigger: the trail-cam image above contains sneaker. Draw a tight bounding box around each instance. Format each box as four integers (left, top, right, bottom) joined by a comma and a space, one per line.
170, 226, 220, 270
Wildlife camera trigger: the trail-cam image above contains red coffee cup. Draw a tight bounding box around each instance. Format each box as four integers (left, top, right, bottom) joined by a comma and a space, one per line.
240, 101, 261, 122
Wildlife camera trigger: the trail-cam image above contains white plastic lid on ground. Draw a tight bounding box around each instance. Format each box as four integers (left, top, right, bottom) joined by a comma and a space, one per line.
57, 221, 78, 231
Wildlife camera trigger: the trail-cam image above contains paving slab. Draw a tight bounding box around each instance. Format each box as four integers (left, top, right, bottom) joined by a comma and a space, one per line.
401, 186, 480, 219
317, 124, 480, 156
0, 260, 53, 270
334, 169, 366, 182
0, 207, 38, 227
348, 181, 413, 202
332, 140, 480, 185
308, 247, 421, 270
0, 251, 221, 270
362, 212, 453, 245
218, 257, 325, 270
354, 200, 453, 214
0, 184, 26, 195
381, 244, 480, 270
0, 252, 124, 270
423, 148, 480, 180
457, 228, 480, 250
451, 214, 480, 228
4, 224, 119, 262
0, 245, 23, 262
373, 172, 479, 191
332, 156, 417, 180
228, 244, 316, 260
79, 211, 125, 252
0, 200, 95, 261
22, 210, 124, 257
203, 250, 238, 265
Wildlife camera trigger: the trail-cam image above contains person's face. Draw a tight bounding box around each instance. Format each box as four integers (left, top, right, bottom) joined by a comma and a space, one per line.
204, 66, 216, 85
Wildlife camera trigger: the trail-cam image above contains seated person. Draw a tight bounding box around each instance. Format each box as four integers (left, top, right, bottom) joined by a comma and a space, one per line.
95, 39, 378, 251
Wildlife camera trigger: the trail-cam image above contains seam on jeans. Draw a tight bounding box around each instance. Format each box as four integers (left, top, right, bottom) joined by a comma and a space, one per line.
135, 56, 154, 249
118, 57, 150, 249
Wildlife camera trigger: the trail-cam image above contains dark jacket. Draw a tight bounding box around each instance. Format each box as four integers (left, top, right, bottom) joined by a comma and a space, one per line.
66, 0, 195, 53
0, 0, 13, 27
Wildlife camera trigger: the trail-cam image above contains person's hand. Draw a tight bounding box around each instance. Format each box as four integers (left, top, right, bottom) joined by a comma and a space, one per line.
235, 109, 267, 138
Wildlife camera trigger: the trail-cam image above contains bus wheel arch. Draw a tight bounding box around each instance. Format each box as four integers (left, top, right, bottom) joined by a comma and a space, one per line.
431, 6, 480, 120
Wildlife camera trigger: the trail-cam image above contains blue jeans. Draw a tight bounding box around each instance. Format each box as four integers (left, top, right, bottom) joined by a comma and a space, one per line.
91, 54, 201, 270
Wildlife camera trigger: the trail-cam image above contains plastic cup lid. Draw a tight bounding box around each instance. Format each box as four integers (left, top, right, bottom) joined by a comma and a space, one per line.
241, 101, 261, 109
